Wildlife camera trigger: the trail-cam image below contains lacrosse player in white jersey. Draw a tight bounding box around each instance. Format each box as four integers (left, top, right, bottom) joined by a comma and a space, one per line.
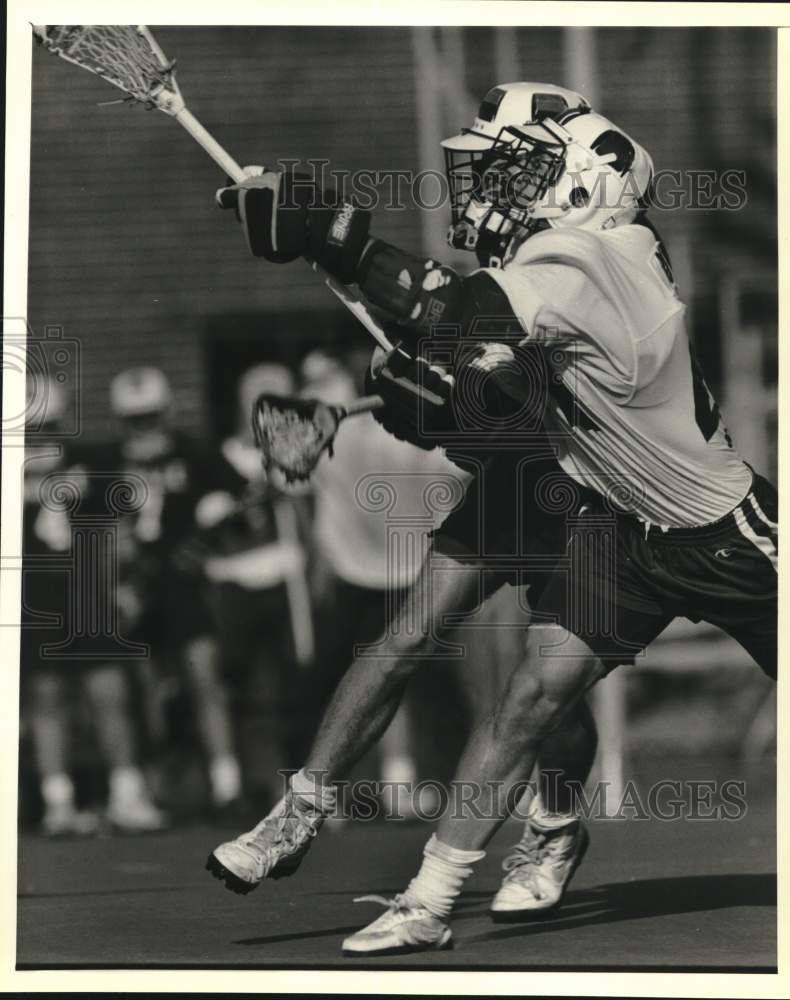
207, 82, 777, 955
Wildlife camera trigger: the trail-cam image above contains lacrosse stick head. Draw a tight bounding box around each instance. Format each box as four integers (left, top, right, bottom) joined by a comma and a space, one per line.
251, 394, 343, 483
33, 25, 184, 114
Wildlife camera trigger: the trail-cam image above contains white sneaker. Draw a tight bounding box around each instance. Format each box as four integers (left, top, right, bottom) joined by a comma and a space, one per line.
206, 791, 323, 894
41, 804, 100, 837
106, 794, 168, 833
490, 819, 589, 921
342, 894, 452, 956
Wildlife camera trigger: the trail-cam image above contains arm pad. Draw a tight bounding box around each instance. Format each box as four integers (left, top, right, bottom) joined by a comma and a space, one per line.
356, 240, 522, 350
357, 239, 464, 341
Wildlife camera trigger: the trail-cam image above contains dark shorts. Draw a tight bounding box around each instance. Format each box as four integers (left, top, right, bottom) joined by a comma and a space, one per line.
432, 448, 590, 606
533, 474, 778, 675
133, 567, 217, 653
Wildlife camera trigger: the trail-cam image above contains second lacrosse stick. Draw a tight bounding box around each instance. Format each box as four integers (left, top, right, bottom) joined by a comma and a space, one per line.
252, 393, 384, 483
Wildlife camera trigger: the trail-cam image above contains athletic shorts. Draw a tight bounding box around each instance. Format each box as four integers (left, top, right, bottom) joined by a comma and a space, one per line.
532, 473, 778, 674
432, 447, 591, 606
133, 566, 217, 653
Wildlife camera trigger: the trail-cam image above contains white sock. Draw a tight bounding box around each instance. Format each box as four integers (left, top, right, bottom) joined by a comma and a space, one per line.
291, 767, 337, 814
109, 766, 147, 804
528, 793, 578, 832
209, 755, 241, 806
405, 834, 486, 919
41, 772, 74, 810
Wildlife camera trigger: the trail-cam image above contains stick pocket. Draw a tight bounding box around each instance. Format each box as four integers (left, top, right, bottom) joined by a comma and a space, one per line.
251, 393, 384, 482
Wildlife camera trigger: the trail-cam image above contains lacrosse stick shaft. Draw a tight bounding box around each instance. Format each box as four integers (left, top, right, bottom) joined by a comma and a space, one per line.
344, 394, 385, 417
173, 109, 394, 352
272, 499, 315, 670
175, 107, 246, 182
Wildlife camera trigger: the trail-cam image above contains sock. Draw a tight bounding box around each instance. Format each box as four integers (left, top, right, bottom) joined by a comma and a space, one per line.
109, 766, 147, 805
291, 767, 337, 815
404, 834, 486, 919
208, 755, 242, 806
41, 772, 75, 811
528, 793, 578, 832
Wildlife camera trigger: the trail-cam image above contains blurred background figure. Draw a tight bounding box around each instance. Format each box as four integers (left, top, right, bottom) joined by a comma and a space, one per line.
21, 374, 163, 835
109, 366, 246, 816
203, 363, 314, 808
302, 346, 465, 816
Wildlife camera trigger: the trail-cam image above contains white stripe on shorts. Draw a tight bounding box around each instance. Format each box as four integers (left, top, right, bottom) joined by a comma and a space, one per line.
748, 493, 778, 533
735, 507, 778, 571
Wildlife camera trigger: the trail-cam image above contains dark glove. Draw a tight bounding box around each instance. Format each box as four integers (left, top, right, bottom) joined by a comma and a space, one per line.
365, 344, 457, 450
216, 167, 371, 284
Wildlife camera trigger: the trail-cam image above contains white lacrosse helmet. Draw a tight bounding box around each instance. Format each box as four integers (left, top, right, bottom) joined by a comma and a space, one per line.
442, 81, 654, 266
110, 366, 172, 418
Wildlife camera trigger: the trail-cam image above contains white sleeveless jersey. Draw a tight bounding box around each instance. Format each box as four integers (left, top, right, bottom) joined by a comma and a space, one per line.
484, 224, 752, 527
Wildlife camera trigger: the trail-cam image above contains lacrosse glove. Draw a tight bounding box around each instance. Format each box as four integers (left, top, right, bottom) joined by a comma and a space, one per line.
365, 344, 458, 451
216, 167, 370, 284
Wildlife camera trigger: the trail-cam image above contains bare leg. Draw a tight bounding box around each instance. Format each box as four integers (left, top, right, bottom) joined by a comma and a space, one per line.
304, 547, 501, 783
85, 662, 164, 829
84, 663, 136, 770
206, 549, 504, 890
437, 625, 606, 850
184, 634, 241, 806
29, 671, 70, 781
28, 670, 98, 833
538, 697, 598, 814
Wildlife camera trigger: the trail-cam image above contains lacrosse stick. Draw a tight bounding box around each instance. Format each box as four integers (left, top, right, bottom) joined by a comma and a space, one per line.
252, 393, 384, 483
32, 25, 393, 352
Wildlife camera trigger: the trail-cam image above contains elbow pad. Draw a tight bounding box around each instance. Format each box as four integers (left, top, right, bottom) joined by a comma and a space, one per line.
357, 239, 464, 337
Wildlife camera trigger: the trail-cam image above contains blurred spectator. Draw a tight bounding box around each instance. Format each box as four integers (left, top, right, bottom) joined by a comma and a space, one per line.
302, 348, 464, 813
21, 375, 163, 834
203, 363, 314, 805
108, 366, 245, 815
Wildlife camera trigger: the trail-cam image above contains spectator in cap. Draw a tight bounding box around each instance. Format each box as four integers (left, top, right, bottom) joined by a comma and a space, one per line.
109, 366, 247, 816
22, 374, 164, 834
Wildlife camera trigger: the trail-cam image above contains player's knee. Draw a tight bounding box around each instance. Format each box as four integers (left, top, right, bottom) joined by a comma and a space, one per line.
493, 669, 560, 742
495, 633, 593, 740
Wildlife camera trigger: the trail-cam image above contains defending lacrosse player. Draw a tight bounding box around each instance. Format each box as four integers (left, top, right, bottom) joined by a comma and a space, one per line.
206, 80, 776, 956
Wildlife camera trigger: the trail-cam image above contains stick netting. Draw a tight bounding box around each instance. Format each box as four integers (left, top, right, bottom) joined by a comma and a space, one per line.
35, 26, 176, 105
252, 395, 340, 482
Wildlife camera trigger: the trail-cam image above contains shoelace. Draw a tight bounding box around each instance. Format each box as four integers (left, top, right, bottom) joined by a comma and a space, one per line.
240, 796, 320, 860
352, 893, 418, 923
502, 826, 576, 896
501, 832, 549, 897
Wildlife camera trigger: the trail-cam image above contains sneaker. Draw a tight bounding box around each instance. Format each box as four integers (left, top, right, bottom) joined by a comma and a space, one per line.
206, 791, 324, 894
342, 894, 452, 956
490, 819, 589, 921
106, 794, 168, 833
41, 804, 100, 837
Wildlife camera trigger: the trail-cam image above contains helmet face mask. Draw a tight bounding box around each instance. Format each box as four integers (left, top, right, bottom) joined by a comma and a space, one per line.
442, 82, 654, 267
445, 121, 568, 265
